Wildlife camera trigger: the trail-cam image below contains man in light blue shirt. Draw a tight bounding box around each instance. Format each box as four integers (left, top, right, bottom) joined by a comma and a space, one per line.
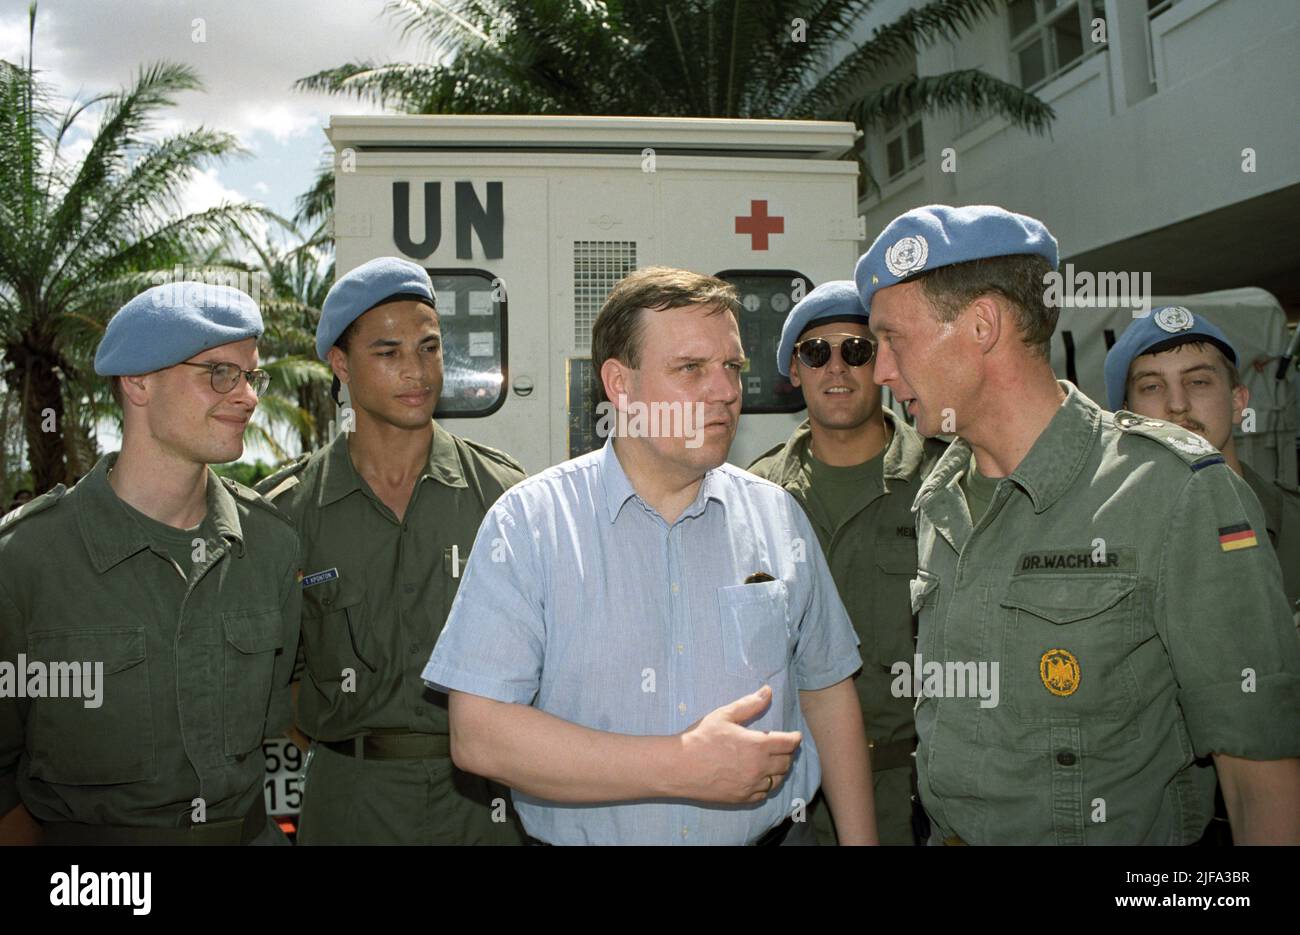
424, 267, 875, 844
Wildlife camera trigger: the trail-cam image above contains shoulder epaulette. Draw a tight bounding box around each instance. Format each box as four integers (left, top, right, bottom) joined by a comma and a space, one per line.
221, 476, 297, 528
746, 442, 785, 474
459, 437, 527, 477
254, 454, 312, 501
0, 485, 67, 535
1113, 411, 1222, 468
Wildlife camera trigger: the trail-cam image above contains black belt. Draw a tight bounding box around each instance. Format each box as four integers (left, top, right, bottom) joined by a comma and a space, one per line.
320, 731, 450, 760
41, 796, 267, 846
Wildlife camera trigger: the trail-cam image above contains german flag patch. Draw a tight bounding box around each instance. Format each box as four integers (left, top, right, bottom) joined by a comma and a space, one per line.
1218, 522, 1258, 552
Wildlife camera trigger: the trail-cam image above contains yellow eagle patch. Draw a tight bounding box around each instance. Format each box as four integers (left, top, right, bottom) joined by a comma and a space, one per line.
1040, 648, 1080, 697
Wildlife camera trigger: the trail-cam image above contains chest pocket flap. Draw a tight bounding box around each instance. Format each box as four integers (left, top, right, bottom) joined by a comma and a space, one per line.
999, 575, 1136, 624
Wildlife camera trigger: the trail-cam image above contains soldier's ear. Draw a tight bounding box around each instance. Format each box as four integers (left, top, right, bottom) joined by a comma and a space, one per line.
969, 295, 1002, 354
788, 359, 802, 388
326, 345, 350, 385
1231, 382, 1250, 425
119, 374, 150, 407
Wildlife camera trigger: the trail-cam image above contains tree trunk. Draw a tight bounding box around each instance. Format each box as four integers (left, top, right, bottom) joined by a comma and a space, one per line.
9, 338, 70, 494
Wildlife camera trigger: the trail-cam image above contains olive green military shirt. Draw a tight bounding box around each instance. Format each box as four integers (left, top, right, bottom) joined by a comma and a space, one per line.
0, 453, 301, 828
256, 422, 524, 741
1241, 461, 1300, 624
911, 382, 1300, 845
748, 408, 944, 746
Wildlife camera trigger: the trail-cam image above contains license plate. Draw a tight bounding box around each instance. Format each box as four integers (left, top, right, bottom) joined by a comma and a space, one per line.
263, 737, 307, 817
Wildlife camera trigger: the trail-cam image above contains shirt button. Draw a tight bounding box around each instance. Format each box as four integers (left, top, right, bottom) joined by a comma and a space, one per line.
414, 705, 425, 715
681, 826, 688, 839
676, 643, 684, 654
403, 584, 415, 594
409, 643, 421, 654
1056, 751, 1077, 766
671, 583, 679, 594
677, 702, 687, 714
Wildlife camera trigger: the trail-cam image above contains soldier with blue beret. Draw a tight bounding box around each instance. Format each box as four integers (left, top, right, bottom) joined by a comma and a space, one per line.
752, 281, 944, 844
257, 256, 527, 844
857, 204, 1300, 844
0, 281, 302, 845
1105, 307, 1300, 629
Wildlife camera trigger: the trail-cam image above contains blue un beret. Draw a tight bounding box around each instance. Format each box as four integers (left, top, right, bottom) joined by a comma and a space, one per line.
854, 204, 1059, 312
317, 257, 435, 361
775, 281, 868, 378
1103, 307, 1238, 411
94, 282, 263, 376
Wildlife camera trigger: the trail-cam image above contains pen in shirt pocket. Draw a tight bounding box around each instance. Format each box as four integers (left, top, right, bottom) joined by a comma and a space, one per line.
744, 572, 775, 584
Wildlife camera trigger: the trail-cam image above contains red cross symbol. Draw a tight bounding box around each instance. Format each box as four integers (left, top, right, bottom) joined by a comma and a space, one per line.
735, 199, 784, 251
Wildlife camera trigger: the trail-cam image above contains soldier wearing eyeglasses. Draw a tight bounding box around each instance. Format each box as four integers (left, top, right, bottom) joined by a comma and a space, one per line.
0, 282, 301, 845
748, 280, 945, 845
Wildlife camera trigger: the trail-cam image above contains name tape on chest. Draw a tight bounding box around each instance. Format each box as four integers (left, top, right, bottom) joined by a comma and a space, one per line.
1015, 548, 1131, 574
300, 567, 340, 588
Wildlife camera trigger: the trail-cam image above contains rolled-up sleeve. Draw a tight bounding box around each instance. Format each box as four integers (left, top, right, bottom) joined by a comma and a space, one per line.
422, 494, 546, 705
788, 506, 863, 691
1159, 466, 1300, 759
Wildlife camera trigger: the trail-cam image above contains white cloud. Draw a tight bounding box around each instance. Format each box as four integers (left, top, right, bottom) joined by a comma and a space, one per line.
8, 0, 417, 147
178, 166, 266, 261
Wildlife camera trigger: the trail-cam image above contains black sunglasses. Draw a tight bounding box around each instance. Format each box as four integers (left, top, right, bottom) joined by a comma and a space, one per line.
177, 361, 271, 396
793, 334, 876, 369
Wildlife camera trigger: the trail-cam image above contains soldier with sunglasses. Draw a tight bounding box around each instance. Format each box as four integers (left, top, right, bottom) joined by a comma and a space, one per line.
0, 282, 300, 844
748, 280, 945, 845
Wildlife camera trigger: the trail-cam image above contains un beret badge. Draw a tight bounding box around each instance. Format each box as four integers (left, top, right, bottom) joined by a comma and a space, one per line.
884, 234, 929, 278
1040, 648, 1080, 697
1154, 306, 1194, 333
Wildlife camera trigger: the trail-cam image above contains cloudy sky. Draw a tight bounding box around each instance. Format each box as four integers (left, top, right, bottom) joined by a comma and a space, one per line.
0, 0, 422, 238
1, 0, 430, 460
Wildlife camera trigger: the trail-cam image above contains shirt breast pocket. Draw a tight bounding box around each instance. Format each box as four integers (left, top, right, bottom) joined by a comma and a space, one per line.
222, 609, 284, 757
301, 580, 376, 688
716, 579, 792, 680
998, 574, 1142, 732
867, 535, 919, 666
27, 626, 156, 785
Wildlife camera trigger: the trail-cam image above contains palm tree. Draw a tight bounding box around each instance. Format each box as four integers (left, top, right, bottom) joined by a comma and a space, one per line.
0, 3, 268, 493
295, 0, 1054, 221
228, 219, 336, 458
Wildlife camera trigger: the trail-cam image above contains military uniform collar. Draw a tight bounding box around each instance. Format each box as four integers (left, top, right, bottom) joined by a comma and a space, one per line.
1006, 381, 1099, 514
77, 452, 245, 573
1240, 461, 1281, 538
318, 421, 467, 508
915, 381, 1098, 517
764, 408, 919, 492
881, 408, 926, 487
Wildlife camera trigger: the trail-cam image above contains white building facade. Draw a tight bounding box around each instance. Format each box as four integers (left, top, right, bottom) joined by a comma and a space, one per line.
854, 0, 1300, 315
